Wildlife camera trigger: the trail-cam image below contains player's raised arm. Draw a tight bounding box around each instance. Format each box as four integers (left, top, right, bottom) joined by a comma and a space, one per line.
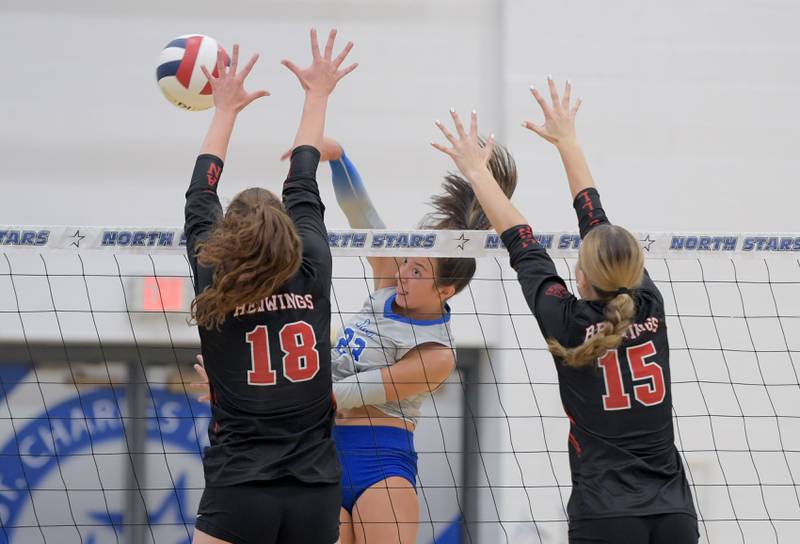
432, 109, 526, 234
281, 29, 357, 286
523, 77, 590, 199
184, 44, 268, 286
313, 137, 403, 290
432, 109, 565, 320
523, 77, 610, 238
283, 28, 357, 152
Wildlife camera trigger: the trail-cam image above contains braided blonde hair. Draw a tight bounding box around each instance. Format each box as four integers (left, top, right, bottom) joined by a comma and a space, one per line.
547, 224, 644, 368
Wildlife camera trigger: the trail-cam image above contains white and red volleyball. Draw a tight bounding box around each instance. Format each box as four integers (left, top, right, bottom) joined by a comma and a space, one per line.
156, 34, 229, 111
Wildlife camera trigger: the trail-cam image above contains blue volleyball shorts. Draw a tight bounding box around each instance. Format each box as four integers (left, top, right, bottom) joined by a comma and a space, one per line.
333, 425, 418, 513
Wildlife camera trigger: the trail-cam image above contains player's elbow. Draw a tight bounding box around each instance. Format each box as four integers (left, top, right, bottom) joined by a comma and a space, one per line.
424, 350, 456, 392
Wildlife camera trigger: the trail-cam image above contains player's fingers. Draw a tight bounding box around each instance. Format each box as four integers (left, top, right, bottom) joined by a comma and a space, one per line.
216, 48, 227, 77
435, 119, 458, 146
333, 41, 354, 69
230, 44, 240, 77
324, 28, 337, 60
485, 132, 496, 156
522, 120, 546, 137
547, 74, 560, 109
281, 59, 303, 79
193, 362, 208, 381
243, 90, 270, 108
310, 28, 321, 61
530, 86, 553, 118
280, 148, 292, 161
562, 79, 572, 110
238, 53, 260, 81
431, 142, 455, 157
571, 97, 583, 117
469, 110, 478, 140
449, 108, 468, 140
200, 65, 215, 86
335, 62, 359, 81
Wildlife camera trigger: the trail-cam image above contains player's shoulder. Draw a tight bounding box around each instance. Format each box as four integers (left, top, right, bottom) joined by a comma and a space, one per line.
370, 287, 397, 310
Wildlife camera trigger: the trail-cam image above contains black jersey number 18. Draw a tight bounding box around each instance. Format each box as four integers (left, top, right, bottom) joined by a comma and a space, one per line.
245, 322, 320, 386
597, 340, 666, 411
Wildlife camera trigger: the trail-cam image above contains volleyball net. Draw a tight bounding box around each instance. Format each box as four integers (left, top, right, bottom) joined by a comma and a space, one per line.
1, 226, 799, 543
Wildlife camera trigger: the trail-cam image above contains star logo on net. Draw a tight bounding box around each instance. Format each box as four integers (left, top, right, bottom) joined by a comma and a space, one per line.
456, 233, 471, 251
640, 234, 656, 252
69, 229, 87, 248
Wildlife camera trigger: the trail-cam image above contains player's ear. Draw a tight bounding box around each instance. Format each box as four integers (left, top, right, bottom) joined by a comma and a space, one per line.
437, 284, 456, 301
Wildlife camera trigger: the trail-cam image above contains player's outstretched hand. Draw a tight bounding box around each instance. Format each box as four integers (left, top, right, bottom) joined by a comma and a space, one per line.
522, 77, 582, 147
282, 29, 357, 97
200, 44, 270, 114
431, 109, 495, 181
191, 354, 211, 403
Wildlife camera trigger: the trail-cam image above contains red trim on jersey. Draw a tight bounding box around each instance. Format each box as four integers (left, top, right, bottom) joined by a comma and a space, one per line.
568, 432, 582, 455
518, 225, 534, 248
206, 162, 221, 187
176, 35, 202, 89
578, 189, 602, 227
578, 189, 595, 211
545, 284, 569, 299
209, 383, 220, 433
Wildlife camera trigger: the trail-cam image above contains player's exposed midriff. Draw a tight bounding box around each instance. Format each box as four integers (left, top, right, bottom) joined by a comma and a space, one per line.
336, 405, 416, 432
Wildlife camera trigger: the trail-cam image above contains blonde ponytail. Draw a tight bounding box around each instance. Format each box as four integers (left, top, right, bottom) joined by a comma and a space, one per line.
547, 224, 643, 368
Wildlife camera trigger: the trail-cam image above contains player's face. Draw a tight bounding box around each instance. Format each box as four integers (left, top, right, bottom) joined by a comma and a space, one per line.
394, 257, 442, 312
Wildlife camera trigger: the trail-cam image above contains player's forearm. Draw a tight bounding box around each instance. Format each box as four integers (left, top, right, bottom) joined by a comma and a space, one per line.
199, 109, 238, 161
556, 139, 597, 200
292, 93, 328, 151
465, 168, 527, 235
330, 149, 386, 229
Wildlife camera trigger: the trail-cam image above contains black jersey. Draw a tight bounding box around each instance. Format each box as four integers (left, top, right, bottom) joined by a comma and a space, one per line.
500, 188, 696, 521
184, 146, 339, 487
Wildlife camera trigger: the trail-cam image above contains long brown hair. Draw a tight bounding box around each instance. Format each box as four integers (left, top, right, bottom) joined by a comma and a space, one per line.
191, 187, 302, 330
424, 141, 517, 295
547, 224, 644, 367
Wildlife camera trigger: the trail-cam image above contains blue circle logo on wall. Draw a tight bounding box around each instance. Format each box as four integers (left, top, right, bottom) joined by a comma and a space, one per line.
0, 374, 210, 544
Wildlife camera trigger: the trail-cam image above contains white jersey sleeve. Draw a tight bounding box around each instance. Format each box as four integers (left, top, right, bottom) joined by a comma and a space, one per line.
330, 287, 455, 424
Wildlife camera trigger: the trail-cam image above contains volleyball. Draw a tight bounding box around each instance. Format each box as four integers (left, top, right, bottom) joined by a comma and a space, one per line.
156, 34, 230, 111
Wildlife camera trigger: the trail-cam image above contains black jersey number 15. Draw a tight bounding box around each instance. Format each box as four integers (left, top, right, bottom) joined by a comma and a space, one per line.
245, 322, 320, 386
597, 340, 666, 411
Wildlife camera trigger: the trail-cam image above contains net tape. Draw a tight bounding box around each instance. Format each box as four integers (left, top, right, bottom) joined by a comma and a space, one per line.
2, 226, 800, 258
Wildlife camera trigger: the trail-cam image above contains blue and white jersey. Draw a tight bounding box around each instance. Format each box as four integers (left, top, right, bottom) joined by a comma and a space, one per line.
331, 287, 454, 425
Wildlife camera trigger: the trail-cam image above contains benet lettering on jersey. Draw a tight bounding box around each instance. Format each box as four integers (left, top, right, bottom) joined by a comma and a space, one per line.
233, 292, 315, 317
0, 230, 49, 246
